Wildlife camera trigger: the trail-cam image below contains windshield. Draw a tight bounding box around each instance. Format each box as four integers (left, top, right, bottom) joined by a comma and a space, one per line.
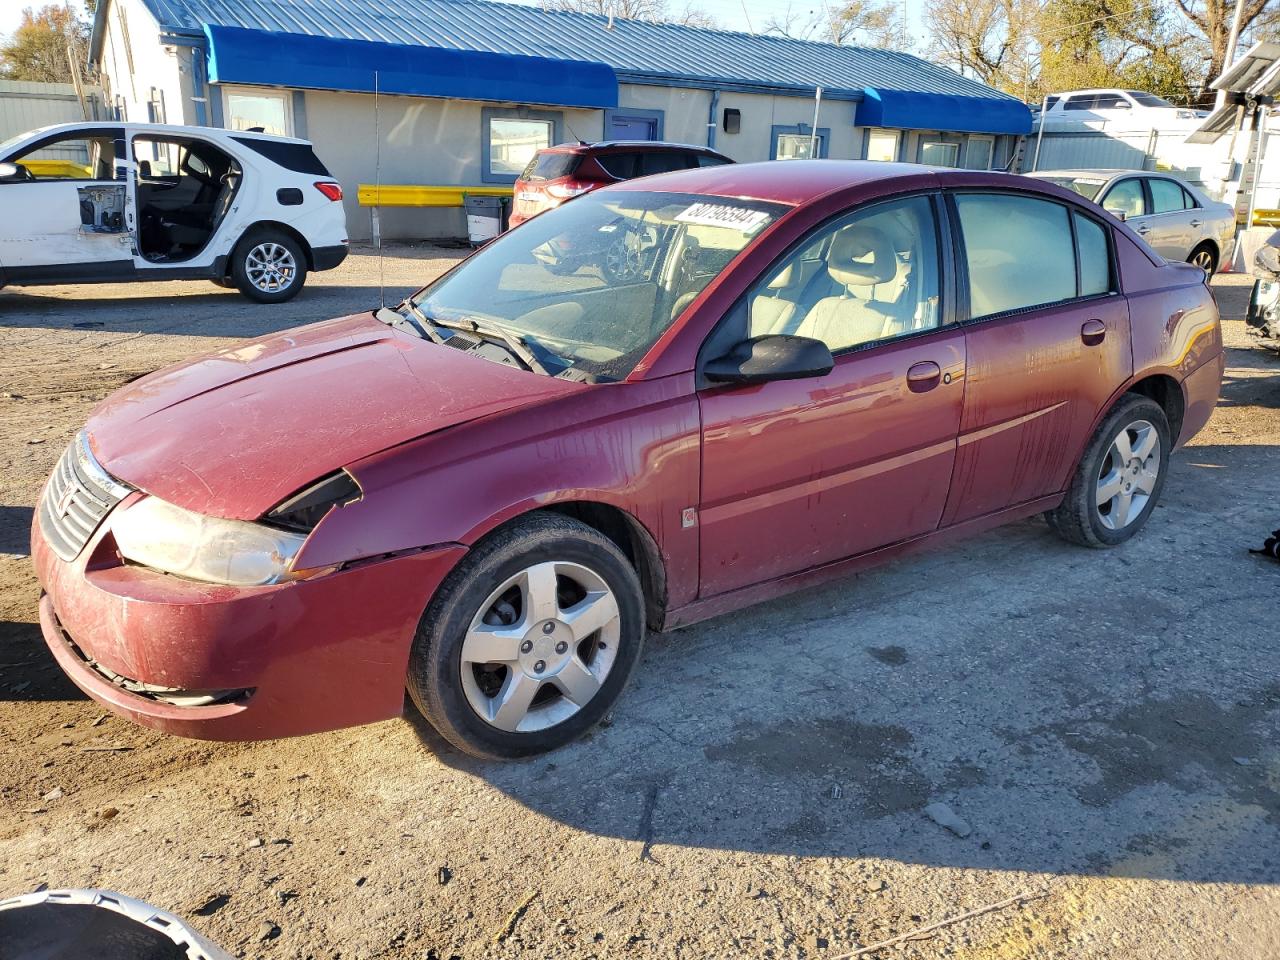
415, 190, 785, 380
1127, 91, 1175, 108
1038, 176, 1108, 201
520, 151, 580, 181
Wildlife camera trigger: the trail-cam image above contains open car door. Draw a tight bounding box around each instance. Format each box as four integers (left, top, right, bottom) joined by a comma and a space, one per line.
0, 126, 133, 281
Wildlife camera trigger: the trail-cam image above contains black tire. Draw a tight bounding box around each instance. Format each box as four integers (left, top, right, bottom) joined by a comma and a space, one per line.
406, 512, 645, 760
1046, 394, 1171, 548
230, 228, 308, 303
1188, 242, 1218, 277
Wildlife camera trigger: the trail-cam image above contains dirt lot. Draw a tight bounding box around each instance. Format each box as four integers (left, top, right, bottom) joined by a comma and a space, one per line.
1, 251, 1278, 959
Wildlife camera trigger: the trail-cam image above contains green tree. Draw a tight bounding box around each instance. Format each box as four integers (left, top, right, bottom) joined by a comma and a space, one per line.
0, 4, 91, 84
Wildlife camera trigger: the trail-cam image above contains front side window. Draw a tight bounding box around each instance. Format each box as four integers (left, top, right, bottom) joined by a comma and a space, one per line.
1101, 178, 1146, 219
920, 141, 960, 167
747, 194, 941, 353
639, 151, 691, 176
1037, 176, 1107, 201
488, 117, 554, 180
225, 90, 290, 137
6, 134, 118, 180
955, 193, 1076, 317
416, 191, 784, 380
1149, 178, 1188, 214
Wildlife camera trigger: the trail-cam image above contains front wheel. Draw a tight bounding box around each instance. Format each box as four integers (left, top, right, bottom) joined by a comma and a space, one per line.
230, 229, 307, 303
407, 513, 645, 759
1046, 395, 1171, 548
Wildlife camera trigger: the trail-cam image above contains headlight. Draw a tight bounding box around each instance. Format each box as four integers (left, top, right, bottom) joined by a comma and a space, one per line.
112, 496, 309, 586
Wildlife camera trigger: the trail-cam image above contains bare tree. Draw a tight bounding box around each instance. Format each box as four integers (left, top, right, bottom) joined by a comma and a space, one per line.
764, 0, 906, 46
551, 0, 717, 27
923, 0, 1036, 85
1168, 0, 1271, 80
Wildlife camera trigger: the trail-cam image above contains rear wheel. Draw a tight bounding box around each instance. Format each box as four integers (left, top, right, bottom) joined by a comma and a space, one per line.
230, 229, 307, 303
1188, 243, 1217, 276
1046, 395, 1170, 548
406, 513, 645, 759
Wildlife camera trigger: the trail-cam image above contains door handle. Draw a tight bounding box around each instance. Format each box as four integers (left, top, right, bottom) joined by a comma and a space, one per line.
1189, 219, 1203, 227
1081, 319, 1106, 346
906, 360, 942, 392
1135, 224, 1150, 234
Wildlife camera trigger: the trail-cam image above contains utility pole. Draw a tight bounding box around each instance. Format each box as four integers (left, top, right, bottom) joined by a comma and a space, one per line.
1216, 0, 1248, 110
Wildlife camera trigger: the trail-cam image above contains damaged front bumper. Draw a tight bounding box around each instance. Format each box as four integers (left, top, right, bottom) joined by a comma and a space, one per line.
32, 508, 466, 740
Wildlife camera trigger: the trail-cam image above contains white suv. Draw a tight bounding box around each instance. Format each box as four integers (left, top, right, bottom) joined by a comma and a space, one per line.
0, 122, 348, 302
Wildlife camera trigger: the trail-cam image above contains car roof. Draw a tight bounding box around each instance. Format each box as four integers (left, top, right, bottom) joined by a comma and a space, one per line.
611, 159, 1055, 206
543, 140, 725, 155
12, 121, 311, 146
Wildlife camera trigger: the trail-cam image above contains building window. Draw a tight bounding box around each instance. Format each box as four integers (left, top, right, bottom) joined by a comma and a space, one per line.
920, 140, 960, 167
964, 135, 994, 170
146, 87, 166, 124
771, 124, 830, 160
225, 89, 291, 137
866, 129, 899, 162
482, 108, 562, 183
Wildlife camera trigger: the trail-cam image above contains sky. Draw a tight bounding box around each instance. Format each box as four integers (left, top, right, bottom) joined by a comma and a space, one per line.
0, 0, 930, 48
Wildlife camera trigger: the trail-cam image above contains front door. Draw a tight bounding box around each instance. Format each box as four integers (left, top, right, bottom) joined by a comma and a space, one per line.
697, 193, 966, 597
0, 127, 133, 277
942, 191, 1133, 524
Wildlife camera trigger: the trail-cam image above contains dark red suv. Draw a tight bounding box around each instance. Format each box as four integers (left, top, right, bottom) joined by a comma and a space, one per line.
509, 140, 733, 227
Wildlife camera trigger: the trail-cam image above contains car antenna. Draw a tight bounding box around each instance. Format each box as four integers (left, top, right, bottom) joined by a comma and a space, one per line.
565, 119, 585, 145
374, 69, 385, 308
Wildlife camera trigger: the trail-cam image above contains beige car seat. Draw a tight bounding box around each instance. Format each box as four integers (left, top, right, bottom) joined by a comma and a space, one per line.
794, 225, 899, 350
750, 263, 801, 334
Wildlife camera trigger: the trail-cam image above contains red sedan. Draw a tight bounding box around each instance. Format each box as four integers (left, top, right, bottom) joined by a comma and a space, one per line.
33, 162, 1223, 759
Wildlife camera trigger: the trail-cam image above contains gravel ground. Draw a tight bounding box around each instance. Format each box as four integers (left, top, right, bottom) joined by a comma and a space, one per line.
1, 254, 1278, 959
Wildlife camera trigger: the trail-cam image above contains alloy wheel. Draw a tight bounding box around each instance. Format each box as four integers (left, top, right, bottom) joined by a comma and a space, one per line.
460, 561, 620, 733
1191, 248, 1215, 274
1095, 419, 1161, 531
245, 242, 298, 293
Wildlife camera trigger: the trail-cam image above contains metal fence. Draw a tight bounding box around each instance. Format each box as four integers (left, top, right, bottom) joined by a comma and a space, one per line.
0, 79, 103, 144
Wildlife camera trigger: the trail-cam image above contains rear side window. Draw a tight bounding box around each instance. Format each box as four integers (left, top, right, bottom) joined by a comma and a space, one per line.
231, 137, 330, 176
596, 151, 640, 179
955, 193, 1076, 318
1149, 178, 1188, 214
639, 151, 692, 176
520, 151, 579, 181
697, 153, 732, 167
1074, 212, 1111, 296
1181, 185, 1200, 209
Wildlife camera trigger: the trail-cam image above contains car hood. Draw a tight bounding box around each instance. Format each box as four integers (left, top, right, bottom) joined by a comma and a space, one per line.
86, 313, 583, 519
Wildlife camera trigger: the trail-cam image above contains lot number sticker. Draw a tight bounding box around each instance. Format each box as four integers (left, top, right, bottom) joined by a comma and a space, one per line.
675, 203, 770, 234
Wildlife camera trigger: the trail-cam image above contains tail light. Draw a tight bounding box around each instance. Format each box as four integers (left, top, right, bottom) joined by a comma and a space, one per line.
314, 181, 343, 201
545, 178, 595, 201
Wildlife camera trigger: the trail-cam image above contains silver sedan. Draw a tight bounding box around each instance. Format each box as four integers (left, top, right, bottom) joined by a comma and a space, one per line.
1026, 169, 1236, 274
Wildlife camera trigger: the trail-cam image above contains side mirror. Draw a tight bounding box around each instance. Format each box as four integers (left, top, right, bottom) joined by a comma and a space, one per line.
704, 334, 834, 385
0, 162, 25, 183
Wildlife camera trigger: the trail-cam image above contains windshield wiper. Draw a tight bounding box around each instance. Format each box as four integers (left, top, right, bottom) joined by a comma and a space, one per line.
375, 302, 446, 345
432, 316, 552, 377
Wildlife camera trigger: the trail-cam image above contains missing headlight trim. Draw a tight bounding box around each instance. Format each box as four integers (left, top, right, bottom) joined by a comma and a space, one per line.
265, 469, 362, 532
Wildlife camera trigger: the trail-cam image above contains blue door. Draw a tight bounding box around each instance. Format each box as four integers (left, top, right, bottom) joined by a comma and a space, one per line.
611, 115, 658, 140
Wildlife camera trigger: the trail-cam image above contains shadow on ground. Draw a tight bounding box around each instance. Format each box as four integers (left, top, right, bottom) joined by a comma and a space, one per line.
411, 441, 1280, 886
0, 506, 34, 556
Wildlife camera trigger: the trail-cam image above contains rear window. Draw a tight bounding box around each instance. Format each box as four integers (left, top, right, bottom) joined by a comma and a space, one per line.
520, 151, 580, 181
232, 137, 330, 176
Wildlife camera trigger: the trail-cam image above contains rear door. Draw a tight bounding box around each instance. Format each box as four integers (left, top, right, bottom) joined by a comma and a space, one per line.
942, 191, 1131, 524
0, 126, 132, 276
1143, 176, 1195, 260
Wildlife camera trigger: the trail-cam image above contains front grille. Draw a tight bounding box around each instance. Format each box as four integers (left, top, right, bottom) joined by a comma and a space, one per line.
39, 433, 131, 561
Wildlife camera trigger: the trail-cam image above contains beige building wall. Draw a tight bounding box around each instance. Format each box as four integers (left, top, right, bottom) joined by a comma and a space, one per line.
301, 89, 604, 239
97, 0, 196, 126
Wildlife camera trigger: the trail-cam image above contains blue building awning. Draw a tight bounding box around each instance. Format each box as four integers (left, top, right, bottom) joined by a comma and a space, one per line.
858, 87, 1033, 135
202, 25, 619, 110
